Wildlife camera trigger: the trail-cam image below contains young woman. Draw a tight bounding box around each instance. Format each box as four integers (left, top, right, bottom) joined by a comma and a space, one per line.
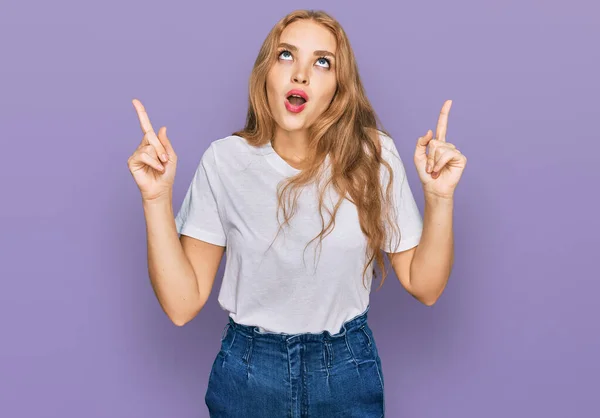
127, 9, 466, 418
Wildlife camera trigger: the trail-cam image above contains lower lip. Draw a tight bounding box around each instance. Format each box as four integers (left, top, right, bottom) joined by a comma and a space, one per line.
285, 99, 306, 113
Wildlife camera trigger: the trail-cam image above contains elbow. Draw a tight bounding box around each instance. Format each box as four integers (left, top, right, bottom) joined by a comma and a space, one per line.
167, 300, 204, 327
171, 316, 191, 327
411, 277, 447, 307
411, 292, 438, 306
170, 311, 198, 326
420, 288, 445, 306
166, 308, 192, 326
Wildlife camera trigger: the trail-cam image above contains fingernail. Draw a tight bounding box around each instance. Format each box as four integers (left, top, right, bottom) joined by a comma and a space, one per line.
161, 154, 168, 162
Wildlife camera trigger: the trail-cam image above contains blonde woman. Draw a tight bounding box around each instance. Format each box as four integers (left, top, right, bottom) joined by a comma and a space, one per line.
128, 9, 466, 417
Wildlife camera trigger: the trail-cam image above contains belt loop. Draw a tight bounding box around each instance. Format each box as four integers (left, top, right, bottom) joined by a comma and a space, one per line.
326, 341, 333, 368
221, 322, 230, 341
359, 325, 372, 347
242, 335, 254, 366
344, 333, 359, 367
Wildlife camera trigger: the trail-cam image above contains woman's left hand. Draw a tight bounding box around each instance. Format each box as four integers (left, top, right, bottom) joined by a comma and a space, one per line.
414, 100, 467, 199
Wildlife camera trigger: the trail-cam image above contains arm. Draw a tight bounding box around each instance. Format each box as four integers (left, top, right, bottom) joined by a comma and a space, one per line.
387, 195, 453, 306
128, 99, 225, 326
408, 196, 455, 304
390, 99, 465, 306
143, 196, 224, 326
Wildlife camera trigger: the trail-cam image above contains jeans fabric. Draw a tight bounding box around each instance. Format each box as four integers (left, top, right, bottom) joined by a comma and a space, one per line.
205, 305, 385, 417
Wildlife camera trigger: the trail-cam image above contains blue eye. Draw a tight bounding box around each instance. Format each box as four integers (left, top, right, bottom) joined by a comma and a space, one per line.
277, 50, 331, 69
279, 50, 293, 60
316, 57, 330, 68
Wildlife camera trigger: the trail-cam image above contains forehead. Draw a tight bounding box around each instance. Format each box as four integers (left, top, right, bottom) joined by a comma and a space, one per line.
279, 20, 336, 53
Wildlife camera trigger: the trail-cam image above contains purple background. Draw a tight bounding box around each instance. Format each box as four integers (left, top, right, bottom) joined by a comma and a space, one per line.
1, 1, 598, 417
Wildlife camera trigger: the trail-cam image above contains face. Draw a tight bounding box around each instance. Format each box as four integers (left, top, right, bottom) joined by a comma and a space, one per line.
266, 19, 338, 135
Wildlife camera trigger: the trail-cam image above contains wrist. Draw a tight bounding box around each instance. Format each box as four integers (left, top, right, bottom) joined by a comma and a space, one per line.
142, 193, 173, 209
423, 191, 454, 206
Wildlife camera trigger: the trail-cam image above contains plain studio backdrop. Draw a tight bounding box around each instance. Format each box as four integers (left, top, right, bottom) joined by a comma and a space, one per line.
1, 1, 598, 417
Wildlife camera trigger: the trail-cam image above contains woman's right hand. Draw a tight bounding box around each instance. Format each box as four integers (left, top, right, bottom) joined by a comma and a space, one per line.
128, 99, 178, 202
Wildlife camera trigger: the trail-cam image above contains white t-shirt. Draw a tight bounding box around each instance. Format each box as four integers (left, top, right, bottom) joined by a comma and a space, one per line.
175, 133, 423, 335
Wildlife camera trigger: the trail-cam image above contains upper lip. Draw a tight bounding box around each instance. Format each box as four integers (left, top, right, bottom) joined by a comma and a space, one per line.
286, 89, 309, 102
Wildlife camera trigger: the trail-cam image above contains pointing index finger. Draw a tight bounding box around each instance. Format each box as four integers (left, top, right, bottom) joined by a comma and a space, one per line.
132, 99, 155, 136
132, 99, 168, 161
435, 100, 452, 142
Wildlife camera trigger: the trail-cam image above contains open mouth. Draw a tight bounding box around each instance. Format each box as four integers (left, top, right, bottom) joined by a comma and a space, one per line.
286, 94, 307, 106
285, 89, 308, 113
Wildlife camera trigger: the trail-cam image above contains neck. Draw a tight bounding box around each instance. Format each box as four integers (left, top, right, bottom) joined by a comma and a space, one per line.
272, 128, 309, 169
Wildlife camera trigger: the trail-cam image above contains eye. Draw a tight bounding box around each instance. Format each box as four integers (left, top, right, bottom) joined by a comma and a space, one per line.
316, 57, 331, 68
278, 50, 293, 61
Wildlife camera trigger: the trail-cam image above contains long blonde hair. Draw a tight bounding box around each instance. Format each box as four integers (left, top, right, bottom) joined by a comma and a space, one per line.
233, 9, 400, 290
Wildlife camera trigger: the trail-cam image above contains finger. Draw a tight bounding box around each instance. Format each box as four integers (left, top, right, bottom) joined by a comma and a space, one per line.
145, 130, 170, 162
137, 151, 165, 172
157, 126, 175, 158
426, 140, 440, 173
139, 144, 158, 158
131, 145, 161, 168
432, 149, 458, 174
415, 129, 433, 159
435, 100, 452, 143
132, 99, 169, 162
132, 99, 156, 136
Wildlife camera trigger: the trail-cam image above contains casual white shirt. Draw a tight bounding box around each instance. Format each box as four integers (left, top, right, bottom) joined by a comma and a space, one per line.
175, 133, 423, 334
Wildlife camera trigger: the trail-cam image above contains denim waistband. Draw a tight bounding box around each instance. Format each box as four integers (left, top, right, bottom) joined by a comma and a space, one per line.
226, 305, 371, 343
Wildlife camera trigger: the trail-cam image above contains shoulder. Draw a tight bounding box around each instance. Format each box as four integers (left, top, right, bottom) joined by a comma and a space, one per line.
377, 130, 401, 157
199, 134, 255, 164
368, 130, 411, 184
197, 134, 266, 178
364, 129, 403, 165
205, 134, 251, 157
361, 127, 397, 154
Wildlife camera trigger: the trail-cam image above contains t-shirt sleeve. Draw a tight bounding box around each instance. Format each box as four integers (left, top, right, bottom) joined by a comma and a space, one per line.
379, 133, 423, 253
174, 144, 227, 247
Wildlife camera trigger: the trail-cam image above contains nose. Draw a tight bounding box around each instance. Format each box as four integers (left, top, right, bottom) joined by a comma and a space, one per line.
292, 68, 309, 85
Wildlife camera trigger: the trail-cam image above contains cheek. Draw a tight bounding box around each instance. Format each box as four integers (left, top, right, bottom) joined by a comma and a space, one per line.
325, 81, 337, 102
312, 78, 337, 110
266, 72, 277, 98
266, 67, 287, 99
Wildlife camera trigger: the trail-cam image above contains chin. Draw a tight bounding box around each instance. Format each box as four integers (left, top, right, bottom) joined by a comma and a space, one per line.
279, 114, 308, 132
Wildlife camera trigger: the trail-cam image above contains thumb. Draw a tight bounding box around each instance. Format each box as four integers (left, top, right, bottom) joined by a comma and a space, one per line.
157, 126, 175, 156
415, 129, 433, 160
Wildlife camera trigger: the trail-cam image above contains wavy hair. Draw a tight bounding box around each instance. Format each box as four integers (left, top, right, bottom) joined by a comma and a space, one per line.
233, 9, 401, 290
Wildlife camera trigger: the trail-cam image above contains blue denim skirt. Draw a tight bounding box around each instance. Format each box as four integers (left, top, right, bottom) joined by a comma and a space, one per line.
205, 305, 385, 417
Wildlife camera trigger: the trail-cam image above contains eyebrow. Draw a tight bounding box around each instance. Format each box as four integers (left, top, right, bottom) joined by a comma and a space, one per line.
277, 42, 336, 59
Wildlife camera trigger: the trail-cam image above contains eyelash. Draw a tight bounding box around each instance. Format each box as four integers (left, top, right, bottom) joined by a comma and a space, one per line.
277, 49, 331, 68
